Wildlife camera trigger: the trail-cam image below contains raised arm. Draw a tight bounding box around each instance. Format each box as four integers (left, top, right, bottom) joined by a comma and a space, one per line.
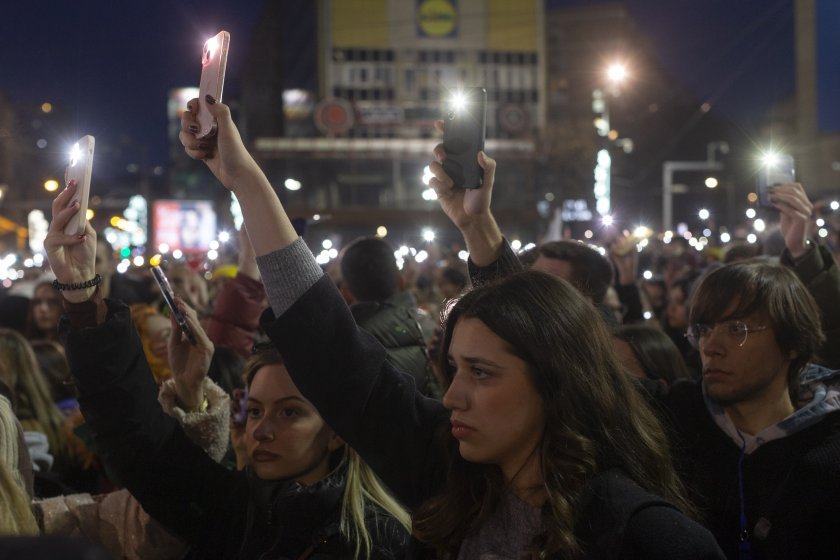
180, 98, 450, 507
180, 96, 297, 256
774, 182, 840, 368
44, 182, 244, 548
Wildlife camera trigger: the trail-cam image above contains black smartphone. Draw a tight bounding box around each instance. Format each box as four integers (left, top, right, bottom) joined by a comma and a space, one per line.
442, 87, 487, 189
757, 154, 795, 208
151, 265, 197, 346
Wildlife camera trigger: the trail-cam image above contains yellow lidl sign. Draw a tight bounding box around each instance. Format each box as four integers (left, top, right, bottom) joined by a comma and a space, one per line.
417, 0, 458, 38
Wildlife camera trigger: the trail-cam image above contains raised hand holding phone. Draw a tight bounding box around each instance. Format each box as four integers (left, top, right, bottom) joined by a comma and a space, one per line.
152, 265, 198, 346
63, 135, 95, 236
197, 30, 230, 139
166, 296, 214, 411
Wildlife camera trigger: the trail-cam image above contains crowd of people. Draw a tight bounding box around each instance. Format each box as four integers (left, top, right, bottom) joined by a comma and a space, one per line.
0, 94, 837, 559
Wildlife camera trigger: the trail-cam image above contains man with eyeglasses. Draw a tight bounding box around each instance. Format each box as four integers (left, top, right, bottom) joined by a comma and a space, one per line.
657, 183, 840, 559
429, 149, 840, 557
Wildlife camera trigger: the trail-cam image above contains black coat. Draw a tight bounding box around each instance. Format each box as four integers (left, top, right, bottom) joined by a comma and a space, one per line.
61, 300, 409, 559
658, 380, 840, 560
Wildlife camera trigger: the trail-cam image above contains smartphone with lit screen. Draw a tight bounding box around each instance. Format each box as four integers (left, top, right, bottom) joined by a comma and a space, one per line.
757, 154, 795, 208
197, 30, 230, 139
63, 135, 95, 236
442, 87, 487, 189
151, 265, 197, 346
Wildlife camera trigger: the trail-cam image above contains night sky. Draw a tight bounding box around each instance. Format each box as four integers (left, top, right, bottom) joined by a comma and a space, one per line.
1, 0, 798, 179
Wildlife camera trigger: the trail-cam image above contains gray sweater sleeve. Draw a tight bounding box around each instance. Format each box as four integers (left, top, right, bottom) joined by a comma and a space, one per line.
255, 238, 324, 317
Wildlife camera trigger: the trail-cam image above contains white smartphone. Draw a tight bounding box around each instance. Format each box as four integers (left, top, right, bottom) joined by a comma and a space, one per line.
63, 135, 95, 236
197, 30, 230, 139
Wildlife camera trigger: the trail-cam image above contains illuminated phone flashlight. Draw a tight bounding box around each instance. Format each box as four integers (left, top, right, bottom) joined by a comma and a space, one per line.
203, 36, 218, 63
69, 142, 82, 167
761, 151, 780, 167
450, 91, 468, 112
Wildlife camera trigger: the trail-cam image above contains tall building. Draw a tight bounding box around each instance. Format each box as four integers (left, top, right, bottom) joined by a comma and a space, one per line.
794, 0, 840, 197
245, 0, 544, 246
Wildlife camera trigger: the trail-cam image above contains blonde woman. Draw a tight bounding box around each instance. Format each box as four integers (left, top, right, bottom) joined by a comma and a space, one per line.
0, 394, 38, 535
0, 329, 67, 469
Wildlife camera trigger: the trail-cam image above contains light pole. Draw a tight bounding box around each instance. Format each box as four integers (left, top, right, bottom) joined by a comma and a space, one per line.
592, 63, 628, 217
662, 141, 728, 232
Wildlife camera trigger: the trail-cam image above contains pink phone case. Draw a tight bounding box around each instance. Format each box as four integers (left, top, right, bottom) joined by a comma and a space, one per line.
63, 135, 95, 236
197, 31, 230, 139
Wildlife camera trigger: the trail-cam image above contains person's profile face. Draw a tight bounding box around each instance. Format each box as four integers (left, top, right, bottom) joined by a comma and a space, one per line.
245, 364, 340, 484
697, 308, 792, 408
442, 317, 545, 481
665, 286, 688, 330
32, 284, 62, 333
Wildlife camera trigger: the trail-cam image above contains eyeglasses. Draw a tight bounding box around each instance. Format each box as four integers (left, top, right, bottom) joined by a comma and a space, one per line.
685, 320, 767, 350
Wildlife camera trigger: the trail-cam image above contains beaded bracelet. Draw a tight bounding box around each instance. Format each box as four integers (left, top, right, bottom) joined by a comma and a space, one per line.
52, 274, 102, 292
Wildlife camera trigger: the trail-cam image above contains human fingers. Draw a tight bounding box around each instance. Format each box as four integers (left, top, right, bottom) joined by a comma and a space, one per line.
48, 192, 85, 240
434, 119, 445, 134
476, 151, 496, 192
176, 297, 213, 350
428, 161, 455, 195
433, 142, 446, 163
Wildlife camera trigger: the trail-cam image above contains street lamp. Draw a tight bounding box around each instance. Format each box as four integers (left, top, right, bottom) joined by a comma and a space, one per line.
592, 62, 629, 217
662, 141, 728, 231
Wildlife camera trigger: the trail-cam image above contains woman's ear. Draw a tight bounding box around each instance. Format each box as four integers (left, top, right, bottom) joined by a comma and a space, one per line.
327, 432, 344, 452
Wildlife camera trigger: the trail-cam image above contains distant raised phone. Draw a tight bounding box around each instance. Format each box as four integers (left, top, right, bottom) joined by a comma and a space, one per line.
196, 30, 230, 139
63, 135, 95, 236
757, 153, 794, 209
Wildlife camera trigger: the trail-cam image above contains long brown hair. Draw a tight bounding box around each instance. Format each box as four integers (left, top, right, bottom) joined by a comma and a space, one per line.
413, 271, 692, 558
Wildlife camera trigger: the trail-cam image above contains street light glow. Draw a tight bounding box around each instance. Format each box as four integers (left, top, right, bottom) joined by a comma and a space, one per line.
705, 177, 719, 189
422, 165, 434, 186
606, 63, 628, 83
284, 178, 302, 191
44, 179, 59, 192
831, 201, 840, 211
746, 208, 756, 219
422, 228, 435, 242
698, 208, 710, 220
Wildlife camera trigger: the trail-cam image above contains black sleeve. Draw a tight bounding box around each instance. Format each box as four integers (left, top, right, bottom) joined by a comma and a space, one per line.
261, 276, 450, 509
621, 505, 725, 559
782, 244, 840, 369
467, 239, 524, 287
61, 301, 244, 546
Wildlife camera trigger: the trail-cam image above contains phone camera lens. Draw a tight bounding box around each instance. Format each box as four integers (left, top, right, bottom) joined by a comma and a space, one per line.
447, 111, 455, 120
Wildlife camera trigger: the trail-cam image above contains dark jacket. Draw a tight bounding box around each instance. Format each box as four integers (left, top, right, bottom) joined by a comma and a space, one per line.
656, 379, 840, 560
351, 291, 436, 397
61, 300, 409, 560
781, 244, 840, 369
259, 270, 724, 559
